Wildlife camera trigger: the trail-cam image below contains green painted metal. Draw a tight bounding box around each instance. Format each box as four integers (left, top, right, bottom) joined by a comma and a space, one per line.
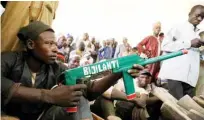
63, 50, 187, 112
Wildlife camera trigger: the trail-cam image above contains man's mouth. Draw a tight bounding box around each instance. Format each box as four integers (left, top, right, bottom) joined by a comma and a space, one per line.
50, 55, 57, 60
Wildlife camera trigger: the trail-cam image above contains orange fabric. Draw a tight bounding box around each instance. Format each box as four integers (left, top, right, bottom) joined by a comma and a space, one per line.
1, 1, 59, 52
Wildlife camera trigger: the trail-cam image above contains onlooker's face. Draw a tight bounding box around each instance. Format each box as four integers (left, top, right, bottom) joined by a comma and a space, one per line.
61, 37, 67, 47
106, 40, 110, 46
32, 31, 58, 64
159, 35, 164, 41
67, 37, 73, 45
69, 56, 80, 68
189, 7, 204, 26
83, 33, 89, 40
103, 40, 106, 46
153, 26, 161, 35
138, 74, 151, 87
123, 38, 128, 44
91, 37, 96, 44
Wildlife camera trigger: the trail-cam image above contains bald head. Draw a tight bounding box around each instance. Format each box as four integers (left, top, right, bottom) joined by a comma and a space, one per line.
189, 5, 204, 26
123, 37, 128, 44
152, 21, 161, 36
83, 33, 89, 41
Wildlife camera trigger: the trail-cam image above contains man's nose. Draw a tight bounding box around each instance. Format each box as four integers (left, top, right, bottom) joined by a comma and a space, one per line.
197, 16, 203, 21
52, 45, 58, 53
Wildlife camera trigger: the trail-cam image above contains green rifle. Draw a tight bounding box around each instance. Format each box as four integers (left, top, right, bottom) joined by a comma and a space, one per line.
60, 50, 188, 112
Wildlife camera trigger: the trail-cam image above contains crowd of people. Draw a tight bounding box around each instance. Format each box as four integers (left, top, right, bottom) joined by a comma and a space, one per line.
1, 4, 204, 120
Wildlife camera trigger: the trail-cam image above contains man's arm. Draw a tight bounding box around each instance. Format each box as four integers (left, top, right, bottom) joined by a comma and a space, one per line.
111, 88, 148, 108
137, 37, 149, 55
146, 96, 160, 105
86, 65, 144, 100
1, 52, 86, 107
111, 88, 128, 101
161, 27, 192, 52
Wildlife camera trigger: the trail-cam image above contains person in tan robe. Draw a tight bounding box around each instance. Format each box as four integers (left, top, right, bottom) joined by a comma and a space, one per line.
1, 1, 59, 52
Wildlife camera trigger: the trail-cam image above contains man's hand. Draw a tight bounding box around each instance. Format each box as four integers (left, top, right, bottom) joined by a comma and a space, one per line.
191, 38, 203, 48
130, 97, 147, 108
46, 84, 87, 107
128, 64, 144, 78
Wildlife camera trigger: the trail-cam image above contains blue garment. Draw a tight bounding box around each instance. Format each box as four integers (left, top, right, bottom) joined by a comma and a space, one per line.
99, 46, 113, 60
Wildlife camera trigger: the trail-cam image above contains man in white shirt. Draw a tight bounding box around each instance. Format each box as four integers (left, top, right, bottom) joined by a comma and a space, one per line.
158, 5, 204, 99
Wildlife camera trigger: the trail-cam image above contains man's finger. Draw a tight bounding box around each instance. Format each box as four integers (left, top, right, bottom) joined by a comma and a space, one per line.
73, 91, 83, 96
72, 96, 81, 102
72, 84, 87, 91
130, 73, 140, 77
132, 64, 144, 70
128, 69, 140, 74
70, 102, 80, 106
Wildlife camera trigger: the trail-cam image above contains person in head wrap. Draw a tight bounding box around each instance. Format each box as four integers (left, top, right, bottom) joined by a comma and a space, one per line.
1, 21, 144, 120
137, 21, 162, 82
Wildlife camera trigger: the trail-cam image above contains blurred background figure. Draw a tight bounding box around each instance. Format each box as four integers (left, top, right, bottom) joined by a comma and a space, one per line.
114, 37, 129, 58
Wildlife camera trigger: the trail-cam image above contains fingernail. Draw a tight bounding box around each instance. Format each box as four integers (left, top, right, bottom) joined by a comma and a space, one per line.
128, 70, 131, 73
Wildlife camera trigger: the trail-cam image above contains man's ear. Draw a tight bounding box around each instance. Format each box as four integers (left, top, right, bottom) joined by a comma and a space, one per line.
26, 39, 35, 49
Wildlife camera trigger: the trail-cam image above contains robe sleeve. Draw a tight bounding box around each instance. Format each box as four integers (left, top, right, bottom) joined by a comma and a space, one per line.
137, 36, 150, 55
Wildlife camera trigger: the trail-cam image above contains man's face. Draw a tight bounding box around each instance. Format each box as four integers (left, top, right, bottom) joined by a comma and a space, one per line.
69, 56, 80, 68
137, 74, 150, 87
189, 8, 204, 26
32, 31, 58, 64
61, 37, 68, 46
106, 40, 110, 46
83, 33, 89, 40
67, 37, 73, 45
123, 38, 128, 44
91, 37, 96, 44
153, 26, 161, 35
103, 40, 106, 46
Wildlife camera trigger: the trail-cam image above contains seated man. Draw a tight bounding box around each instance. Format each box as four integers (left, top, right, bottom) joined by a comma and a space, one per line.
1, 21, 143, 120
103, 70, 162, 120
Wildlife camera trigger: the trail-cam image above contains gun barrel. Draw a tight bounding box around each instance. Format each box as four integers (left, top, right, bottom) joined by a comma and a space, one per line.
139, 50, 188, 66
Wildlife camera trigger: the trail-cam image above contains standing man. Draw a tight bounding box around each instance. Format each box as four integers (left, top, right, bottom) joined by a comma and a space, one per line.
99, 40, 113, 60
158, 5, 204, 99
114, 37, 128, 58
81, 33, 91, 51
137, 22, 162, 82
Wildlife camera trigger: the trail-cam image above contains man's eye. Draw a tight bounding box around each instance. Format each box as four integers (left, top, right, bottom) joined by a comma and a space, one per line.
44, 41, 50, 44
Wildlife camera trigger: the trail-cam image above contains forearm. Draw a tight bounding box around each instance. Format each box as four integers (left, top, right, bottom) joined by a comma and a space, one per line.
146, 96, 160, 105
88, 72, 122, 96
111, 88, 128, 101
162, 40, 191, 52
137, 44, 145, 54
12, 84, 53, 104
